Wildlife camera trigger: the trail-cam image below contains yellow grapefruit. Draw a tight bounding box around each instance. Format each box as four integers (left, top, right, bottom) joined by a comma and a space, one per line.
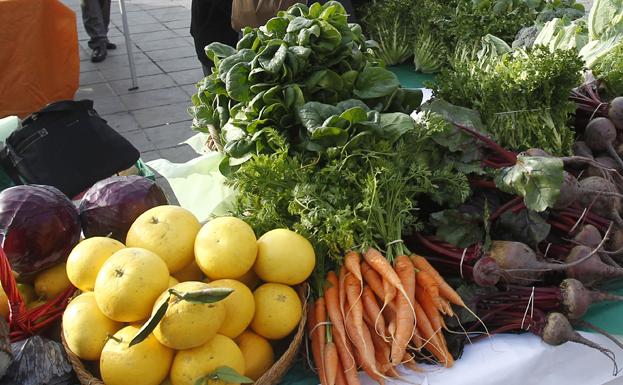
235, 331, 274, 380
67, 237, 125, 291
94, 248, 169, 322
254, 229, 315, 285
153, 281, 226, 350
172, 259, 204, 282
206, 279, 255, 338
170, 334, 245, 385
251, 283, 302, 340
62, 292, 122, 360
100, 325, 174, 385
34, 262, 72, 300
194, 217, 257, 280
126, 205, 201, 273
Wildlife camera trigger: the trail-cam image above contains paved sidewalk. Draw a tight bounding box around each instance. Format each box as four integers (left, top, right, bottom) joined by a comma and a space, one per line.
63, 0, 203, 202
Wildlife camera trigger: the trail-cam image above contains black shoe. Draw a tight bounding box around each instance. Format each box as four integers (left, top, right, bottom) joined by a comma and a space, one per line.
106, 42, 117, 50
91, 47, 108, 62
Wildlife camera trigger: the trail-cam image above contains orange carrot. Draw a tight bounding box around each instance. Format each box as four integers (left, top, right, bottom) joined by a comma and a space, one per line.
412, 299, 452, 367
402, 353, 422, 372
324, 327, 338, 385
361, 261, 386, 300
344, 273, 366, 352
383, 278, 397, 307
308, 302, 324, 382
345, 295, 383, 380
315, 297, 327, 385
339, 266, 348, 321
411, 327, 424, 350
417, 271, 454, 317
415, 288, 442, 334
362, 286, 387, 338
412, 254, 466, 307
325, 271, 361, 385
345, 251, 363, 282
364, 248, 405, 292
390, 255, 416, 365
335, 360, 347, 385
367, 320, 398, 377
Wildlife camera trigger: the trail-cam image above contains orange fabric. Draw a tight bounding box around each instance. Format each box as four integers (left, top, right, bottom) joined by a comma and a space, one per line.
0, 0, 79, 118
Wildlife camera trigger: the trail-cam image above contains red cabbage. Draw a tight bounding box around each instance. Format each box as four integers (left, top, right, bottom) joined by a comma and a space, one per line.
79, 176, 168, 243
0, 185, 81, 275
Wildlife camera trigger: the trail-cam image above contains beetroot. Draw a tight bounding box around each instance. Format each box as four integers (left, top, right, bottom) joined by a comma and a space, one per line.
608, 96, 623, 131
565, 245, 623, 286
573, 224, 602, 248
560, 278, 623, 319
572, 141, 593, 159
584, 118, 623, 170
0, 185, 81, 274
586, 156, 622, 178
554, 172, 580, 209
79, 176, 168, 243
541, 312, 618, 373
577, 177, 623, 227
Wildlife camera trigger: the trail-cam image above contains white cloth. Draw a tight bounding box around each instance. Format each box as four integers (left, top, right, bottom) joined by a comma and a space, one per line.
358, 333, 623, 385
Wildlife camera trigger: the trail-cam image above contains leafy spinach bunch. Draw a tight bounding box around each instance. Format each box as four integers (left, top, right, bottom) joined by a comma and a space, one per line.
189, 1, 421, 164
434, 45, 583, 155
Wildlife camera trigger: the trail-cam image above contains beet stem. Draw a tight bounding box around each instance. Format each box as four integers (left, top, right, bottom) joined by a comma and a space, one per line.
453, 123, 518, 164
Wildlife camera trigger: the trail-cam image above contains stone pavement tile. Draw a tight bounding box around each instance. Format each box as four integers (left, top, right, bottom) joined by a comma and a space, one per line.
80, 70, 107, 85
79, 47, 91, 62
110, 12, 158, 26
110, 73, 177, 95
164, 19, 189, 29
131, 29, 178, 43
99, 61, 163, 81
119, 87, 189, 110
144, 121, 195, 149
146, 46, 196, 61
132, 102, 191, 128
158, 57, 200, 73
92, 96, 127, 115
86, 51, 151, 70
122, 129, 156, 152
101, 111, 142, 133
148, 6, 187, 18
75, 83, 117, 100
123, 22, 167, 34
153, 10, 191, 22
158, 144, 197, 163
181, 84, 198, 97
140, 150, 161, 162
171, 28, 191, 38
169, 68, 203, 86
136, 37, 191, 52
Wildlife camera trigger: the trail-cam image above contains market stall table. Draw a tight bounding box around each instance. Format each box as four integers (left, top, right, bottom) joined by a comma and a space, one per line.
0, 0, 79, 118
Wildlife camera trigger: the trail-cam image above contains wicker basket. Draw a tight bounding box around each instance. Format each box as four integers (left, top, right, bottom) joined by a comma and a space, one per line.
64, 285, 309, 385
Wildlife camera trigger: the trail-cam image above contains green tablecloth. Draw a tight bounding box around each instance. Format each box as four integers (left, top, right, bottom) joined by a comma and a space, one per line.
581, 280, 623, 335
389, 63, 437, 89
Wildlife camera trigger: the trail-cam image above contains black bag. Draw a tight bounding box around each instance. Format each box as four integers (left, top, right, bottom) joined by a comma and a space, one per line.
0, 100, 140, 197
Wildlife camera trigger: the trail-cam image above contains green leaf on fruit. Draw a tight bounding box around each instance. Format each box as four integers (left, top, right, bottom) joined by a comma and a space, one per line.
129, 293, 170, 347
195, 366, 254, 385
170, 287, 234, 304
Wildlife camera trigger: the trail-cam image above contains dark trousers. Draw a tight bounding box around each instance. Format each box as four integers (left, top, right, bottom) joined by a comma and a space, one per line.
81, 0, 112, 49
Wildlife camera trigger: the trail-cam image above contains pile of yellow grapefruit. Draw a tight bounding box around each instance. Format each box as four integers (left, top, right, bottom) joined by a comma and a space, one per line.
62, 205, 316, 385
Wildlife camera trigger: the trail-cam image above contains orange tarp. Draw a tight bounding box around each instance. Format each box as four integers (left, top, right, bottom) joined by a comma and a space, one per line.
0, 0, 79, 118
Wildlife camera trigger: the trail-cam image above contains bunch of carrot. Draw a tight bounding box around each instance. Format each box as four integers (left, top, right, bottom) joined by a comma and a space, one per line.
307, 248, 468, 385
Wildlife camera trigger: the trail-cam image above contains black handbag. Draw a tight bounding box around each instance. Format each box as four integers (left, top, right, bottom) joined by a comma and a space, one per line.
0, 100, 140, 197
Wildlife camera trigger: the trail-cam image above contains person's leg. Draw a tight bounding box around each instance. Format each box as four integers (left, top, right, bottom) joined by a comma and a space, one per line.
81, 0, 108, 50
100, 0, 117, 49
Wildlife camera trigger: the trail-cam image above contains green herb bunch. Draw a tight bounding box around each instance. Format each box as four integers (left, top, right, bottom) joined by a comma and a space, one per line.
434, 45, 583, 155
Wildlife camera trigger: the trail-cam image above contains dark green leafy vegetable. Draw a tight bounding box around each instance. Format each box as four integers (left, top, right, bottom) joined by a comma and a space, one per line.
493, 208, 551, 246
430, 209, 485, 248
